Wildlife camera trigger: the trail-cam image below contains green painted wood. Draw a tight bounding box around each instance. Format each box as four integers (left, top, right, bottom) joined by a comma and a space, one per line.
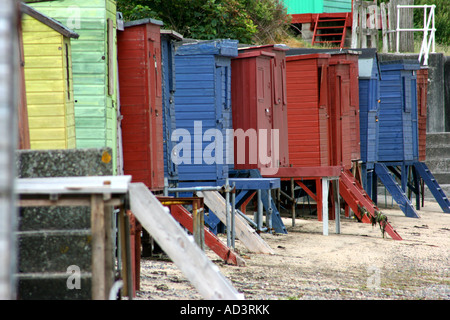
282, 0, 324, 14
323, 0, 352, 13
30, 0, 118, 173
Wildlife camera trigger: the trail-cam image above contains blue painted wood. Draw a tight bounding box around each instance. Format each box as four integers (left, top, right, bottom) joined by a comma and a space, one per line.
173, 40, 238, 184
413, 162, 450, 213
248, 169, 287, 234
374, 163, 420, 218
358, 52, 380, 166
377, 61, 420, 162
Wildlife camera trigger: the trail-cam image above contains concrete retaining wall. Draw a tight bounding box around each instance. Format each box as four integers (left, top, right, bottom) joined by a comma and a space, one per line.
15, 148, 113, 300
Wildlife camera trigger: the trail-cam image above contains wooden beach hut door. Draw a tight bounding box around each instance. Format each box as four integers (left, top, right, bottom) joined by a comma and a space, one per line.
328, 63, 352, 169
258, 56, 274, 170
147, 31, 164, 189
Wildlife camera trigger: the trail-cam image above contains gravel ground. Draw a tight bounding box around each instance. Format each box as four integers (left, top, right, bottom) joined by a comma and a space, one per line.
134, 200, 449, 300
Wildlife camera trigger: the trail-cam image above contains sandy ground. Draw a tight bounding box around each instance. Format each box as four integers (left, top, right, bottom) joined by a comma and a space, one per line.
135, 199, 449, 300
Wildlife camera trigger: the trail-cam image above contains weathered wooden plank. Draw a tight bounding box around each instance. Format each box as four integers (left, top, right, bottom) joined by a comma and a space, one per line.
129, 183, 244, 300
90, 194, 106, 300
16, 175, 131, 195
197, 191, 274, 254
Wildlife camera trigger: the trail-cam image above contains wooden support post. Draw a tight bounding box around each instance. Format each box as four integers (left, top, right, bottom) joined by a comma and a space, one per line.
90, 194, 106, 300
291, 178, 295, 226
322, 179, 329, 236
316, 178, 323, 221
351, 0, 360, 48
361, 4, 367, 48
104, 202, 114, 299
198, 191, 274, 254
333, 180, 341, 234
193, 200, 205, 250
266, 190, 273, 233
388, 1, 396, 52
118, 208, 133, 298
381, 2, 389, 53
277, 188, 281, 213
256, 189, 263, 232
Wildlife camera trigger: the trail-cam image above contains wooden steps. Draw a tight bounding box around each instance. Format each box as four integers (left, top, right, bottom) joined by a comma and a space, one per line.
312, 13, 349, 49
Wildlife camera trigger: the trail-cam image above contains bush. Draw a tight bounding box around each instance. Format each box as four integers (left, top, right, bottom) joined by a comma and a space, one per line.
413, 0, 450, 46
117, 0, 291, 44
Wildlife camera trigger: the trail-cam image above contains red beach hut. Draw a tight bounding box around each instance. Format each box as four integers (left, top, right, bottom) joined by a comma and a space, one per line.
118, 18, 165, 191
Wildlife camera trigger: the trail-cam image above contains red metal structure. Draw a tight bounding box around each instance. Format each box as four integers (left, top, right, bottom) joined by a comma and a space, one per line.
232, 44, 290, 170
118, 18, 165, 191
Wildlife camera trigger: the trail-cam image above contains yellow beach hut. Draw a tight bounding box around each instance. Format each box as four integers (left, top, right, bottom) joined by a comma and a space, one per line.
21, 3, 79, 149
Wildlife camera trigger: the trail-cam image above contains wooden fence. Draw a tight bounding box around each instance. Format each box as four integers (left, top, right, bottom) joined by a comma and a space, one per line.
351, 0, 414, 53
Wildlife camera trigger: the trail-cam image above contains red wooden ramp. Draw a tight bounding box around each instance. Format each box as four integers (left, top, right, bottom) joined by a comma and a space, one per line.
169, 204, 246, 266
339, 170, 402, 241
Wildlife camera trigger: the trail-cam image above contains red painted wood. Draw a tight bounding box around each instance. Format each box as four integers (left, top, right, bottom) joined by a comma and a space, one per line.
290, 13, 353, 26
286, 54, 331, 168
340, 170, 402, 240
118, 21, 164, 191
328, 53, 361, 165
416, 68, 428, 162
232, 45, 290, 170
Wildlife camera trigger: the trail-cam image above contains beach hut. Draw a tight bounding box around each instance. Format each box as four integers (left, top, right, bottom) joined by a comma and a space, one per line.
285, 53, 331, 168
117, 18, 165, 191
173, 39, 238, 185
274, 49, 403, 239
21, 3, 78, 150
231, 45, 290, 171
358, 57, 449, 215
30, 0, 119, 172
234, 44, 290, 170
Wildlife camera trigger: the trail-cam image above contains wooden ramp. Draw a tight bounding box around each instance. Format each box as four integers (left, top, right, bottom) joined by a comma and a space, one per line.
198, 191, 275, 255
340, 170, 403, 241
129, 183, 244, 300
169, 204, 246, 266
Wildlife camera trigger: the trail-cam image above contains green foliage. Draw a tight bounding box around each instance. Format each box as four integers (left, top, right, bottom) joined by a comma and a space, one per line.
117, 0, 291, 44
377, 0, 450, 46
413, 0, 450, 46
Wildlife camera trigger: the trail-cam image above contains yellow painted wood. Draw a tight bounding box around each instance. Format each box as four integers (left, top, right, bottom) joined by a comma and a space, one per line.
28, 116, 66, 129
27, 104, 66, 117
26, 92, 65, 105
29, 128, 66, 141
22, 13, 76, 150
25, 68, 64, 80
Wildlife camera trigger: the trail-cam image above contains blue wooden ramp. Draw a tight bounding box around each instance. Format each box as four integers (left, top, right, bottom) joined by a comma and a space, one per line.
374, 163, 420, 218
413, 162, 450, 213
